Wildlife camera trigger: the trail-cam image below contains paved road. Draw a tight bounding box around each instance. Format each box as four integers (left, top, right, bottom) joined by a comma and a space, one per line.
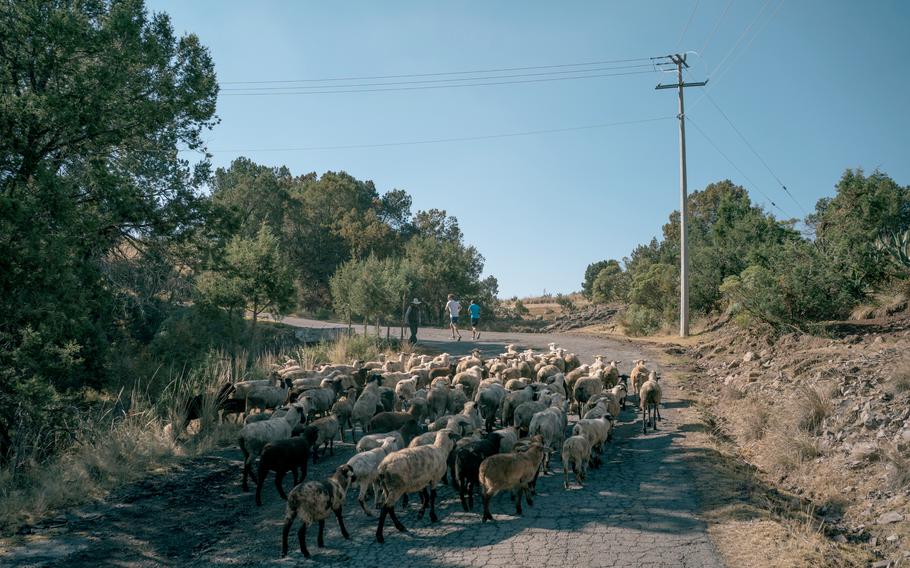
3, 322, 724, 568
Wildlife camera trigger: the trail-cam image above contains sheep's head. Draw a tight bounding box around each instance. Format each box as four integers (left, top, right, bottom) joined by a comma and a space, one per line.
334, 464, 355, 492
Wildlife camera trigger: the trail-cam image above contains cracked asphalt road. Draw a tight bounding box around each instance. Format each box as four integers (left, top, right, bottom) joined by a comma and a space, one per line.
2, 321, 724, 567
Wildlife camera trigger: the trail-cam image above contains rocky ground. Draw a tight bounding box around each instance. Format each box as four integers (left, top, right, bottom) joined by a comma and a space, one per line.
682, 315, 910, 567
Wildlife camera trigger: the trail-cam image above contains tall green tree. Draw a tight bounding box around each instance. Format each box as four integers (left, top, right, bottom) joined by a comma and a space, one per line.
0, 0, 217, 392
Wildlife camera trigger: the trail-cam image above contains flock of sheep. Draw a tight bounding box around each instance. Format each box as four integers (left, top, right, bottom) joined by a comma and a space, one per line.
212, 344, 663, 559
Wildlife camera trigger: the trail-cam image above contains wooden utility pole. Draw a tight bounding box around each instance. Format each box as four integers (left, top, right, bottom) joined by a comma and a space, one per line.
656, 53, 707, 337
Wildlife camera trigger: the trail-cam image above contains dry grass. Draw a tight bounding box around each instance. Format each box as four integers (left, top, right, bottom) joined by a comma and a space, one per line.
729, 396, 771, 443
793, 384, 831, 434
0, 355, 242, 535
886, 358, 910, 395
883, 445, 910, 490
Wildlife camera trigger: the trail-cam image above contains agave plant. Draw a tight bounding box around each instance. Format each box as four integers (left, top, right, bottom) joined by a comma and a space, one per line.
876, 229, 910, 271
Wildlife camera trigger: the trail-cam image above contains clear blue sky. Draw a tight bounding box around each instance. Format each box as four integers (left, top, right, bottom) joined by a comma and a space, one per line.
148, 0, 910, 298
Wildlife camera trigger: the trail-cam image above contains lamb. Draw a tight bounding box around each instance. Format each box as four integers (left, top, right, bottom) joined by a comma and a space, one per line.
239, 404, 304, 492
572, 417, 613, 468
351, 378, 381, 440
562, 434, 592, 489
629, 359, 650, 396
255, 426, 319, 506
454, 432, 503, 511
639, 371, 662, 434
346, 438, 398, 516
528, 407, 564, 471
603, 360, 621, 388
280, 464, 354, 558
375, 430, 458, 543
308, 415, 340, 462
610, 382, 628, 411
478, 435, 547, 521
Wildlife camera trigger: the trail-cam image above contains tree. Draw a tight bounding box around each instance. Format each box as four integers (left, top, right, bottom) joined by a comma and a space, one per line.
199, 224, 295, 343
590, 260, 629, 304
809, 169, 910, 296
0, 0, 218, 392
582, 260, 611, 298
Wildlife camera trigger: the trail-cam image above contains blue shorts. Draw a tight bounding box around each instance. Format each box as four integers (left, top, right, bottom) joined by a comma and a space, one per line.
450, 316, 459, 324
471, 317, 479, 326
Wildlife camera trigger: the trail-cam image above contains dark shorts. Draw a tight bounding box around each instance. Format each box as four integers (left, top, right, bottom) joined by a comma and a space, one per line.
471, 317, 479, 327
450, 316, 460, 324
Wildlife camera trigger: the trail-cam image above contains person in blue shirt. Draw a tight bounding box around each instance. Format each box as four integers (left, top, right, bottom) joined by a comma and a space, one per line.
468, 300, 481, 340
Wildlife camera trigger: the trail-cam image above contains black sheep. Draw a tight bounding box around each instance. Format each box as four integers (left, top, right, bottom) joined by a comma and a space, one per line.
255, 426, 319, 506
454, 432, 502, 511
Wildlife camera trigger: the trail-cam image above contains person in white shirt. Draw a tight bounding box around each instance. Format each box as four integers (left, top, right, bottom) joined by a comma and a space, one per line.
444, 293, 462, 341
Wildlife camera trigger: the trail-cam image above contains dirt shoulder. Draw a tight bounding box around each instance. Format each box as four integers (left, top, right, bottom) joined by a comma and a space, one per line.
608, 319, 909, 568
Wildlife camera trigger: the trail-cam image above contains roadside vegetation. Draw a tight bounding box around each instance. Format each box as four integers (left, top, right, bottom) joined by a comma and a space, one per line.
0, 0, 493, 533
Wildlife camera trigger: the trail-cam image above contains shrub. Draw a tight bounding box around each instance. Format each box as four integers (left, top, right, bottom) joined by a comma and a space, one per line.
621, 304, 662, 336
720, 240, 854, 329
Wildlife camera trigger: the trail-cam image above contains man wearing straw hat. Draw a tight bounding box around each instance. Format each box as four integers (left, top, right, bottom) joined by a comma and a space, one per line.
405, 298, 422, 345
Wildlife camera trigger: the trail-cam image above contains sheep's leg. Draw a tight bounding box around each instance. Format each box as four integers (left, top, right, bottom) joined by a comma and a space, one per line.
376, 506, 388, 544
482, 493, 494, 522
416, 488, 429, 520
291, 466, 299, 486
297, 522, 310, 558
458, 476, 470, 512
564, 461, 570, 489
334, 507, 350, 539
656, 404, 662, 422
275, 470, 288, 500
329, 438, 334, 456
467, 481, 475, 510
524, 484, 534, 507
514, 488, 524, 515
242, 456, 253, 492
359, 482, 373, 517
317, 519, 325, 548
388, 505, 406, 532
429, 487, 439, 522
311, 445, 319, 465
281, 513, 296, 557
402, 493, 409, 509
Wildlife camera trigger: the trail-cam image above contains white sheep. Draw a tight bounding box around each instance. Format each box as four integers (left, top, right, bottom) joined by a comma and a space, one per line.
640, 371, 662, 434
352, 379, 381, 440
346, 438, 398, 516
528, 407, 564, 471
562, 435, 592, 489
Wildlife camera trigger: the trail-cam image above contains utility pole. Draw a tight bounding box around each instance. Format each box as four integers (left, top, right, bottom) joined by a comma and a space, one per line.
656, 53, 707, 338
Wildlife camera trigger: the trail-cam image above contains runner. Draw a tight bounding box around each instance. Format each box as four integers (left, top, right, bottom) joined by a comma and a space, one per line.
444, 293, 462, 341
469, 299, 481, 340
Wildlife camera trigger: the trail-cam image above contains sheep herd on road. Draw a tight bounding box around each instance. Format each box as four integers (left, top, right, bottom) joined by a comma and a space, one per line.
207, 344, 663, 559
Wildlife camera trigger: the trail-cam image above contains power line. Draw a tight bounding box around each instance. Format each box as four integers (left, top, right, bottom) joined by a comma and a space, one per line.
208, 116, 674, 153
699, 0, 735, 57
677, 0, 701, 49
220, 63, 663, 92
219, 69, 658, 96
709, 0, 785, 88
701, 91, 808, 216
708, 0, 773, 79
220, 56, 657, 85
684, 115, 792, 218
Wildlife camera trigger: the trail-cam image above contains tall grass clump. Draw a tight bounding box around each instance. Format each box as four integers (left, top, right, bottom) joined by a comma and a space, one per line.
0, 350, 247, 536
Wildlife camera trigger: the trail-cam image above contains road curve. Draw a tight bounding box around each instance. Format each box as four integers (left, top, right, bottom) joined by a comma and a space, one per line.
2, 321, 724, 568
